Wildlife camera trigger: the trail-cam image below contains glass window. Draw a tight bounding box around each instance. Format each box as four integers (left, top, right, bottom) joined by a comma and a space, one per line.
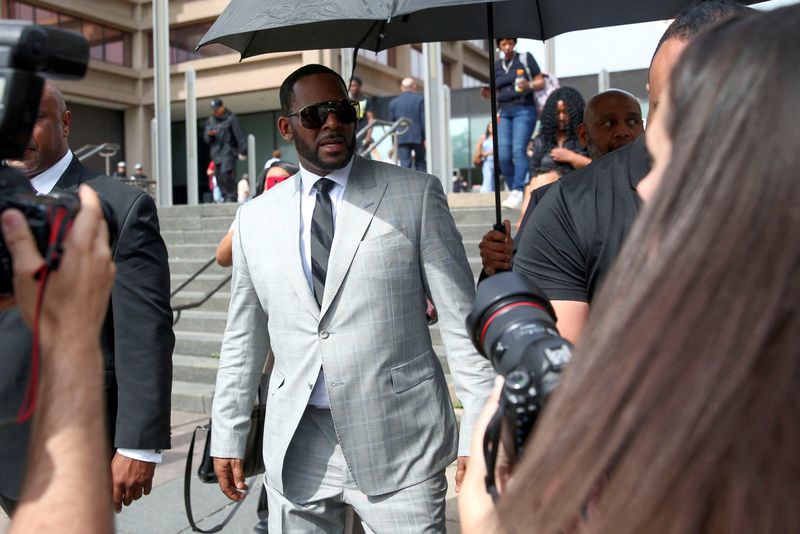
34, 6, 58, 25
4, 1, 131, 66
58, 14, 82, 34
450, 117, 470, 170
148, 21, 235, 66
10, 0, 34, 21
105, 39, 124, 65
462, 72, 485, 88
410, 47, 423, 79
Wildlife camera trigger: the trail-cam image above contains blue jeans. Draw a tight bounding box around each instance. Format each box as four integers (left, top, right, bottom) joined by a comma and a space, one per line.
498, 105, 537, 192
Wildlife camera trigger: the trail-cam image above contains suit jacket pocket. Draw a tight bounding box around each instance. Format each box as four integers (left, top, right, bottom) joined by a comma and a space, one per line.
391, 350, 437, 394
268, 368, 285, 397
357, 227, 407, 255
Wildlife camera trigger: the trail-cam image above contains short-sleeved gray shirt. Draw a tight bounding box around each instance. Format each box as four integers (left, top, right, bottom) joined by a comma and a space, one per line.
513, 135, 650, 303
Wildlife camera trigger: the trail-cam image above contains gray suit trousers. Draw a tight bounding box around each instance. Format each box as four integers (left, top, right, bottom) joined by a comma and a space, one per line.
267, 406, 447, 533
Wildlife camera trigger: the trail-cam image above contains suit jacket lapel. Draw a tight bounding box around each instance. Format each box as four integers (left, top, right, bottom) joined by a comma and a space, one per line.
320, 157, 387, 316
54, 153, 91, 192
272, 176, 320, 321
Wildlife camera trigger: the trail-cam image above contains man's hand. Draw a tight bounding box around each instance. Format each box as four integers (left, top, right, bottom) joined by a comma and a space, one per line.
213, 457, 248, 502
455, 456, 468, 493
238, 154, 247, 161
111, 453, 155, 513
479, 219, 513, 276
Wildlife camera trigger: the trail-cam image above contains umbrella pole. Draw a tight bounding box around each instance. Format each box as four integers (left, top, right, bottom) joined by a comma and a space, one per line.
486, 3, 503, 232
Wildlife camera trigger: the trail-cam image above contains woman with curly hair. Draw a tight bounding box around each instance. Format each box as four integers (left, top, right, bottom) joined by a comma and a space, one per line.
518, 86, 590, 224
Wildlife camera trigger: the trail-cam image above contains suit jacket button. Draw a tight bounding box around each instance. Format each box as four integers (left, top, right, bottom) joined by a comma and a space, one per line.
320, 330, 329, 339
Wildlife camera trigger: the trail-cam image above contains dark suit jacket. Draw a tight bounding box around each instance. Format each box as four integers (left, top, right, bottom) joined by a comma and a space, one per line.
389, 91, 425, 145
0, 155, 174, 500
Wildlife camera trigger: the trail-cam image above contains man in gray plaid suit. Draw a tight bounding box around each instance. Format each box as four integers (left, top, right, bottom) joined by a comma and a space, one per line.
211, 64, 495, 533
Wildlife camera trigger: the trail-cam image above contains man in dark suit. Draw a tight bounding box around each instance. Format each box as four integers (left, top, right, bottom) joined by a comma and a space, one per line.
0, 81, 174, 515
389, 77, 426, 171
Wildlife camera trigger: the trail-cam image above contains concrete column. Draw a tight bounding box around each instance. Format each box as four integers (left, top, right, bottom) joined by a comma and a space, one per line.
124, 105, 153, 178
185, 69, 199, 205
153, 0, 173, 206
248, 134, 256, 195
598, 68, 610, 92
422, 42, 448, 193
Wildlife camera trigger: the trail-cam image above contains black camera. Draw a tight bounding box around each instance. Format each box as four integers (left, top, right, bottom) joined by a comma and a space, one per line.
0, 171, 81, 295
466, 272, 572, 495
0, 21, 90, 296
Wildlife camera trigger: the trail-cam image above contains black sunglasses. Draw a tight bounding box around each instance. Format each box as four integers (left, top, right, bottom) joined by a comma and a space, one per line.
285, 99, 360, 129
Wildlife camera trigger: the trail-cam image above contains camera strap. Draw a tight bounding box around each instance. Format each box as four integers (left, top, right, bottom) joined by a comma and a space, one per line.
483, 399, 507, 502
15, 206, 73, 423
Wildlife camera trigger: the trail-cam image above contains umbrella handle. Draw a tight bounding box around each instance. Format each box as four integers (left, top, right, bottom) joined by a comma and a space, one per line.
486, 3, 502, 229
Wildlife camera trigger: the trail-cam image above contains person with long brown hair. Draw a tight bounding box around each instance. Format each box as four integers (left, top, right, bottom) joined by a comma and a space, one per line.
460, 4, 800, 533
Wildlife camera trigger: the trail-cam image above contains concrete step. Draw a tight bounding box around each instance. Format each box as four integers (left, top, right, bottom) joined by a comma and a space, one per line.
171, 274, 234, 293
159, 214, 235, 233
162, 228, 230, 246
174, 330, 223, 357
158, 203, 238, 219
173, 291, 231, 313
450, 206, 518, 226
169, 258, 230, 276
173, 354, 219, 385
168, 243, 221, 259
171, 380, 215, 414
173, 310, 229, 334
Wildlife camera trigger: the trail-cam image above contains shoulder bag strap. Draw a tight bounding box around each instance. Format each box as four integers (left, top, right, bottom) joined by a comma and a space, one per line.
184, 424, 245, 533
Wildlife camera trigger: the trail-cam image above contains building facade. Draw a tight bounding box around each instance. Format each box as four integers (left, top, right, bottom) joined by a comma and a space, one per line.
5, 0, 494, 202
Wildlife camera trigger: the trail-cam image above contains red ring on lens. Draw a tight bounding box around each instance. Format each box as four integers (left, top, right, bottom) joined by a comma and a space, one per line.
479, 301, 545, 346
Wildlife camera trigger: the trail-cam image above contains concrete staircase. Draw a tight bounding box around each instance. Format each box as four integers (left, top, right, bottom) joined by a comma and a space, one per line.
160, 193, 516, 414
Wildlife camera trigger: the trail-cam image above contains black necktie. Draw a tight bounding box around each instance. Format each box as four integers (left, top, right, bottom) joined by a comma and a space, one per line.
310, 178, 335, 307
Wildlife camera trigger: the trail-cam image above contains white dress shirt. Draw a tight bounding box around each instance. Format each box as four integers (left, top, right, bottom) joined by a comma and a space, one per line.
29, 151, 73, 194
298, 158, 353, 409
29, 150, 162, 463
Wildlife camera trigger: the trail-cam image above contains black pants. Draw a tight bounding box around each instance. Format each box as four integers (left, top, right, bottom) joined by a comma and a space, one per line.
215, 161, 238, 202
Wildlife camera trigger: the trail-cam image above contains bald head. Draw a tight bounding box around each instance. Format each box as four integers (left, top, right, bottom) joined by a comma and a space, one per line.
579, 89, 643, 159
400, 77, 416, 92
6, 81, 71, 179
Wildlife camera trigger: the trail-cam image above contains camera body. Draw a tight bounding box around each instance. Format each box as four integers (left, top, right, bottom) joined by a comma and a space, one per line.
0, 170, 81, 295
0, 21, 89, 295
466, 272, 572, 458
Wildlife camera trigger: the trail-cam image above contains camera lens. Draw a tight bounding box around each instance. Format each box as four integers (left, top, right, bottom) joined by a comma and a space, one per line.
466, 272, 560, 374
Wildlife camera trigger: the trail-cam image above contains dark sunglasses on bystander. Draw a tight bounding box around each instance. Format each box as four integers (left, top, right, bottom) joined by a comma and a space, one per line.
285, 99, 360, 129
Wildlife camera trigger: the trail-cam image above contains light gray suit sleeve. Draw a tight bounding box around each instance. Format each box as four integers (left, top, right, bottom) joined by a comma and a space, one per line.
418, 176, 495, 456
211, 208, 270, 458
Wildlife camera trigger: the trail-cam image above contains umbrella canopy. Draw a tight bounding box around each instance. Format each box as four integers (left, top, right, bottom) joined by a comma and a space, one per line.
199, 0, 764, 57
198, 0, 764, 227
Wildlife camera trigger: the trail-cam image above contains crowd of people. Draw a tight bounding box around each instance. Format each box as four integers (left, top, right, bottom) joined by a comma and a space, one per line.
1, 1, 798, 533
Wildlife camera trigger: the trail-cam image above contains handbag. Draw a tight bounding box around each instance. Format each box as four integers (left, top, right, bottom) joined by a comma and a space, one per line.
184, 386, 265, 533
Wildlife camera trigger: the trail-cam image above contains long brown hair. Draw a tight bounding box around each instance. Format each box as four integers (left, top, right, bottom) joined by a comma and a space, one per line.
498, 6, 800, 533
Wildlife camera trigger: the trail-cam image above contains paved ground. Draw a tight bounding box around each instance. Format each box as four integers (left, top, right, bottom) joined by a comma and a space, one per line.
1, 410, 462, 533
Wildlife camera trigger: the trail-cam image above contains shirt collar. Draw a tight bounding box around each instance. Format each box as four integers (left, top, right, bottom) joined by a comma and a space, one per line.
299, 156, 354, 196
30, 150, 73, 195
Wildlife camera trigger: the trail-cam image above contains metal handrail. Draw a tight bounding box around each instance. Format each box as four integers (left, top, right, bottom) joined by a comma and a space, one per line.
170, 255, 231, 326
357, 118, 410, 160
75, 142, 121, 176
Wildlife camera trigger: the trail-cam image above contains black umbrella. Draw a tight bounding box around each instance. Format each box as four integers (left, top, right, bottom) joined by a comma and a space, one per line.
199, 0, 764, 227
